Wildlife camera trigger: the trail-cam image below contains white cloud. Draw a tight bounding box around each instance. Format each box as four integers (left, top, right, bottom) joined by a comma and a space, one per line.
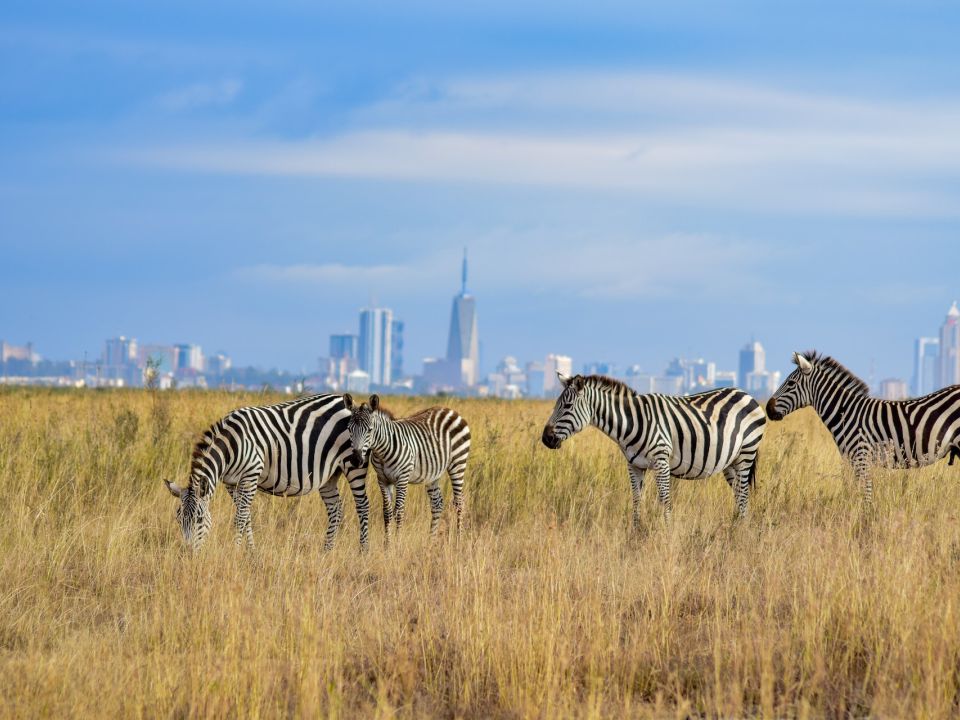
120, 71, 960, 218
155, 79, 244, 112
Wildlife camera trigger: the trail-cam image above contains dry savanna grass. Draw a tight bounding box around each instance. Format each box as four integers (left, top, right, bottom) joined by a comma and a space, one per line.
3, 388, 960, 718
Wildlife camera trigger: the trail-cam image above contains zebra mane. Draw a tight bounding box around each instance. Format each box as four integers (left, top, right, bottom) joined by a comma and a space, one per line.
370, 404, 397, 419
585, 374, 635, 395
188, 428, 217, 493
802, 350, 870, 396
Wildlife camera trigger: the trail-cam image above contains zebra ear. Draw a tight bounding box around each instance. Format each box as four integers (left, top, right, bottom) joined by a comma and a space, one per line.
557, 372, 571, 387
793, 352, 814, 375
343, 393, 354, 409
571, 375, 586, 391
164, 479, 184, 498
369, 394, 380, 411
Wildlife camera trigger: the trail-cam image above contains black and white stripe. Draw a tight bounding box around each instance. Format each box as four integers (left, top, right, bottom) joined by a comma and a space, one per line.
164, 393, 370, 551
541, 373, 766, 522
767, 350, 960, 501
346, 394, 470, 540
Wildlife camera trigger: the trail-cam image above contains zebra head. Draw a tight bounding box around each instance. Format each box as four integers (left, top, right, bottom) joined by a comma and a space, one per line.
766, 351, 815, 421
164, 479, 213, 550
542, 372, 590, 449
345, 393, 380, 466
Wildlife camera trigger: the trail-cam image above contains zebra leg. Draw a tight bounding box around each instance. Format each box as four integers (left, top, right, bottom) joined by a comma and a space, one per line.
654, 458, 672, 519
393, 475, 411, 535
950, 444, 960, 466
723, 467, 738, 513
627, 464, 645, 532
853, 451, 873, 503
380, 481, 395, 546
319, 480, 344, 551
448, 462, 466, 536
345, 467, 370, 554
233, 479, 257, 548
426, 481, 444, 536
734, 463, 751, 519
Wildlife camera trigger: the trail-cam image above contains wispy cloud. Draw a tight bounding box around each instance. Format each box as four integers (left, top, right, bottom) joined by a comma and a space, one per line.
118, 71, 960, 218
155, 79, 243, 112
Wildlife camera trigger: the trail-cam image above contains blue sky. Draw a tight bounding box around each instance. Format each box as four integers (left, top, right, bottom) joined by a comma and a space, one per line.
2, 1, 959, 381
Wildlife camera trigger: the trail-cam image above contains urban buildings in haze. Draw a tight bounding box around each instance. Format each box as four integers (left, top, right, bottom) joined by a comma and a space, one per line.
912, 337, 940, 396
358, 307, 393, 387
939, 301, 960, 388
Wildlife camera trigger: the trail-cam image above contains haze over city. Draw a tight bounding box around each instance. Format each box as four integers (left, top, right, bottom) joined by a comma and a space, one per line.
3, 1, 960, 385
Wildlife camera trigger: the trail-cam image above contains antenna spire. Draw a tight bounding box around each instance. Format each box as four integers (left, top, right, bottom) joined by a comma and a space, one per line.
461, 247, 468, 295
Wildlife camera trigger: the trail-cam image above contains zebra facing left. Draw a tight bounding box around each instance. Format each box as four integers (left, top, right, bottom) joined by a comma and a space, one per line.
767, 350, 960, 501
541, 373, 766, 523
163, 393, 371, 551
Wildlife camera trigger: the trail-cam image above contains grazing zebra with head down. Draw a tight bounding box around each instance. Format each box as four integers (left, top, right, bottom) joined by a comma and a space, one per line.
767, 351, 960, 501
163, 393, 370, 551
345, 394, 470, 540
541, 373, 766, 522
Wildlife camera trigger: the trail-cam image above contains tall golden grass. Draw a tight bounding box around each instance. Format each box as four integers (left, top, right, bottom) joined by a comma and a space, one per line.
2, 388, 960, 718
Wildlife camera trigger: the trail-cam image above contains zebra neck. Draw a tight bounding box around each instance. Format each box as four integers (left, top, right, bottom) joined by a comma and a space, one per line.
811, 383, 862, 439
370, 417, 397, 452
590, 389, 636, 444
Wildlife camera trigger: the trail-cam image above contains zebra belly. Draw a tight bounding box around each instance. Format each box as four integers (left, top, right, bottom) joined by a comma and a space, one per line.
373, 456, 446, 486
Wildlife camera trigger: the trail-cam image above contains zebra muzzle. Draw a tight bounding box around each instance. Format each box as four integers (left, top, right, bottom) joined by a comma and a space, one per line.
541, 427, 562, 450
765, 397, 783, 421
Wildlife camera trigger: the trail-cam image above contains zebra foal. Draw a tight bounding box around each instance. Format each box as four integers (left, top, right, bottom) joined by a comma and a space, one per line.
767, 351, 960, 501
163, 393, 370, 551
541, 373, 766, 523
345, 394, 470, 540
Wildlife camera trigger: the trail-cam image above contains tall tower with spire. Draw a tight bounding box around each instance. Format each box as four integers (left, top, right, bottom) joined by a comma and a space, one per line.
445, 248, 480, 387
939, 301, 960, 389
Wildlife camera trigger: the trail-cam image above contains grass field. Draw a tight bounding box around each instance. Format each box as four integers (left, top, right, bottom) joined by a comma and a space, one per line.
2, 388, 960, 718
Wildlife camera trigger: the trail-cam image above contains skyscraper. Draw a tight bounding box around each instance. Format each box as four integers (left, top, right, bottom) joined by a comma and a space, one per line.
445, 249, 480, 388
390, 319, 404, 381
912, 337, 940, 396
738, 340, 765, 390
329, 333, 358, 361
358, 307, 393, 386
939, 301, 960, 389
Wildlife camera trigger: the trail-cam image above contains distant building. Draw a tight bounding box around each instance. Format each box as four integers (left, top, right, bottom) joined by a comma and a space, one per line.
391, 319, 405, 381
358, 307, 393, 386
879, 378, 909, 401
738, 340, 766, 390
446, 249, 480, 388
939, 302, 960, 389
625, 366, 654, 394
0, 340, 36, 363
525, 361, 546, 397
174, 344, 204, 375
583, 361, 618, 377
686, 358, 716, 391
206, 352, 232, 376
543, 354, 573, 396
103, 336, 138, 368
912, 337, 939, 396
714, 371, 737, 388
346, 368, 371, 394
329, 333, 358, 361
138, 344, 177, 374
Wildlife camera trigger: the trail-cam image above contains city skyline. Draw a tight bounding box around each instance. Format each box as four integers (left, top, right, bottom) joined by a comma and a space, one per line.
3, 3, 960, 385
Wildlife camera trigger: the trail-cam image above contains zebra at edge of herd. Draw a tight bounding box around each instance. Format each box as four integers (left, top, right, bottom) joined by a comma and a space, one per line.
164, 350, 960, 550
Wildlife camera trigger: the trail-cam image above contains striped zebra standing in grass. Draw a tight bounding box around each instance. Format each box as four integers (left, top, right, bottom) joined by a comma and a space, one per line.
345, 394, 470, 541
163, 393, 370, 551
767, 351, 960, 501
541, 373, 766, 522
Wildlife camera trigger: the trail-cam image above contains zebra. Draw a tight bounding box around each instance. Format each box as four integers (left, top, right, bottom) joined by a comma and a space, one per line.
766, 351, 960, 501
163, 393, 370, 551
344, 393, 470, 541
541, 373, 766, 523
